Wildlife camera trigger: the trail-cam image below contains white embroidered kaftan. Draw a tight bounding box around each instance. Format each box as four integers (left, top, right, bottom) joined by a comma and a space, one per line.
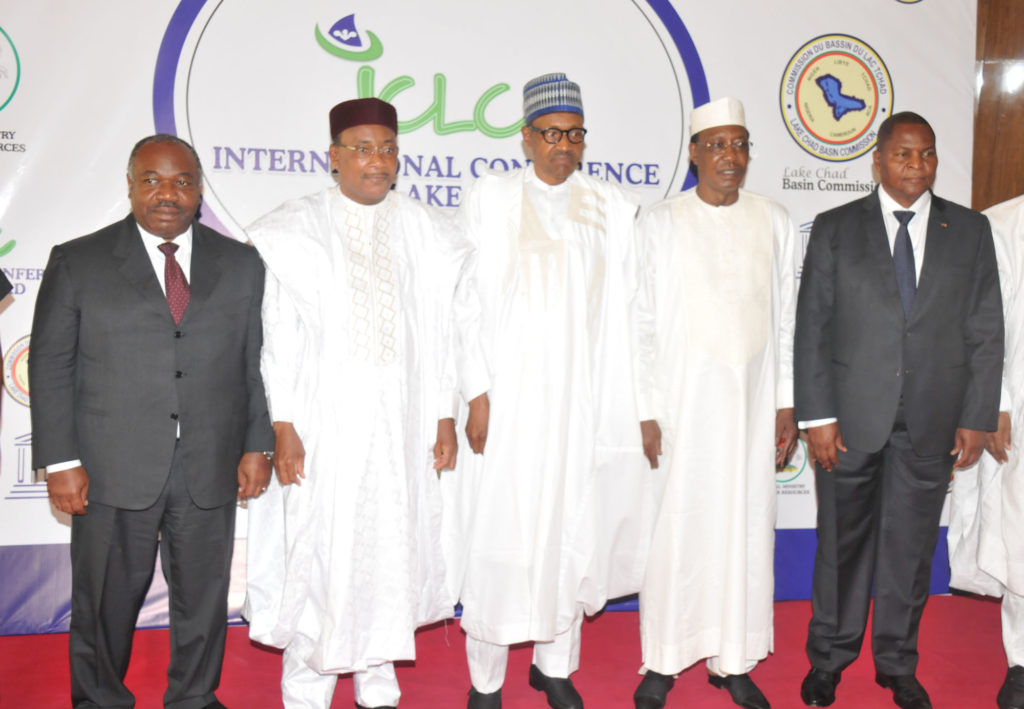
635, 189, 799, 675
243, 187, 482, 674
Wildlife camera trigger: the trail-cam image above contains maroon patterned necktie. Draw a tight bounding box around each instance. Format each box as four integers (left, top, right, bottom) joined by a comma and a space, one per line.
158, 241, 190, 325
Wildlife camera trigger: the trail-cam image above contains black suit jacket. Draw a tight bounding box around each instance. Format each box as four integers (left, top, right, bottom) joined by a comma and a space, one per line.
794, 189, 1003, 456
30, 215, 275, 509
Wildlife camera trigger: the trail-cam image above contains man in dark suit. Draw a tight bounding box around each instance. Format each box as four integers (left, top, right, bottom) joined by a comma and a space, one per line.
31, 134, 275, 708
795, 112, 1003, 709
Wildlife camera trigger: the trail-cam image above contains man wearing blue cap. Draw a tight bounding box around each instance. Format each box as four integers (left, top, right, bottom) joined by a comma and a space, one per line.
444, 73, 651, 709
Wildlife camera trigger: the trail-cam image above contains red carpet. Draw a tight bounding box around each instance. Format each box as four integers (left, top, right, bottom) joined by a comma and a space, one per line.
0, 596, 1004, 708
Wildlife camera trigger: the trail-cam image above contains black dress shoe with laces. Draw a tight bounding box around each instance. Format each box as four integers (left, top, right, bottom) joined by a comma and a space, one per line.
467, 686, 502, 709
998, 666, 1024, 709
528, 664, 583, 709
709, 673, 770, 709
875, 672, 932, 709
800, 667, 840, 707
633, 670, 674, 709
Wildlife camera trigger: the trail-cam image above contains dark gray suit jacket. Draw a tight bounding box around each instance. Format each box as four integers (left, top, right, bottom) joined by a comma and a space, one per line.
794, 189, 1003, 456
30, 215, 275, 509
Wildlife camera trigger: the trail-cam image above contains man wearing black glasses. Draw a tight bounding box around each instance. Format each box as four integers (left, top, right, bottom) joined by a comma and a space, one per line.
444, 72, 650, 709
632, 97, 800, 709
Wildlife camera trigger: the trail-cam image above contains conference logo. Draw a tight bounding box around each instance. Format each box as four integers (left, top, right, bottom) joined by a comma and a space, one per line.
780, 34, 893, 162
314, 13, 382, 61
3, 334, 29, 406
0, 25, 20, 112
776, 438, 808, 484
153, 2, 709, 235
314, 11, 521, 139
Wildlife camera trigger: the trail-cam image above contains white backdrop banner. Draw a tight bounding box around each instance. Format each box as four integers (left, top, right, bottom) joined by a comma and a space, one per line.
0, 0, 976, 633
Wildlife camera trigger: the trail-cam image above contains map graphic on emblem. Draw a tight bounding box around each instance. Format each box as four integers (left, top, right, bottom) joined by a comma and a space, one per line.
780, 34, 892, 162
3, 335, 29, 406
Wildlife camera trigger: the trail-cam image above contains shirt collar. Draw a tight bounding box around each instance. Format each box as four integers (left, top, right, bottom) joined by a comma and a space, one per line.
877, 185, 931, 217
136, 221, 193, 249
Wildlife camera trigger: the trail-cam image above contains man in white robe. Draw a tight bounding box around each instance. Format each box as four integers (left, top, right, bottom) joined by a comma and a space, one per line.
632, 97, 799, 709
243, 98, 488, 709
948, 193, 1024, 709
445, 73, 651, 709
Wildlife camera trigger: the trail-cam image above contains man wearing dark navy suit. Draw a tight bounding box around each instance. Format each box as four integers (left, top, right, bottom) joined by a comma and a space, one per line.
30, 134, 275, 708
795, 112, 1003, 709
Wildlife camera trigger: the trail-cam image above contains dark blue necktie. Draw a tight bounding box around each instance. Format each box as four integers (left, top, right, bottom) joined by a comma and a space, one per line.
892, 210, 916, 317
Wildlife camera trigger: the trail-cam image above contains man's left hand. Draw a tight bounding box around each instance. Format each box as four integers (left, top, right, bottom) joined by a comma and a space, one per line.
237, 451, 272, 500
434, 418, 458, 472
776, 407, 798, 468
951, 427, 986, 469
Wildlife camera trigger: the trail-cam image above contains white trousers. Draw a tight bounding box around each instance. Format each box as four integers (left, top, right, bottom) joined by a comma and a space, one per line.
466, 613, 583, 693
1005, 588, 1024, 668
281, 645, 401, 708
706, 656, 758, 677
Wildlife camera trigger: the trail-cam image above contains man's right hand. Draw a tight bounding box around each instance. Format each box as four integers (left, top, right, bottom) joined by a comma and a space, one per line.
806, 422, 847, 472
47, 466, 90, 515
640, 419, 662, 469
272, 421, 306, 486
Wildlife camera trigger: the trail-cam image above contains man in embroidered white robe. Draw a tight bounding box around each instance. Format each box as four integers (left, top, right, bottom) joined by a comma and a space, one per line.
948, 193, 1024, 709
633, 98, 799, 709
243, 98, 488, 709
444, 72, 651, 709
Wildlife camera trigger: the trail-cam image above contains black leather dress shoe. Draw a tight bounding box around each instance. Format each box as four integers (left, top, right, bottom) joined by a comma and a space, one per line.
633, 670, 674, 709
800, 667, 840, 707
709, 673, 770, 709
467, 686, 502, 709
998, 666, 1024, 709
200, 701, 228, 709
528, 664, 583, 709
875, 672, 932, 709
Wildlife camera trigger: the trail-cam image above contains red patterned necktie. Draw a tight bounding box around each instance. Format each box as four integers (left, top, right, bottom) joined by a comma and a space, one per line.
158, 241, 190, 325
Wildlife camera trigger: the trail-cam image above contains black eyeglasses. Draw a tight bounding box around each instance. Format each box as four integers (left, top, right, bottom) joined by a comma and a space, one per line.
530, 126, 587, 145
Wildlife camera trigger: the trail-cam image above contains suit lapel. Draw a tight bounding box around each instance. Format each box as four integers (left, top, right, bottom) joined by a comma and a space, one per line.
112, 215, 175, 322
861, 190, 904, 322
184, 223, 223, 324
